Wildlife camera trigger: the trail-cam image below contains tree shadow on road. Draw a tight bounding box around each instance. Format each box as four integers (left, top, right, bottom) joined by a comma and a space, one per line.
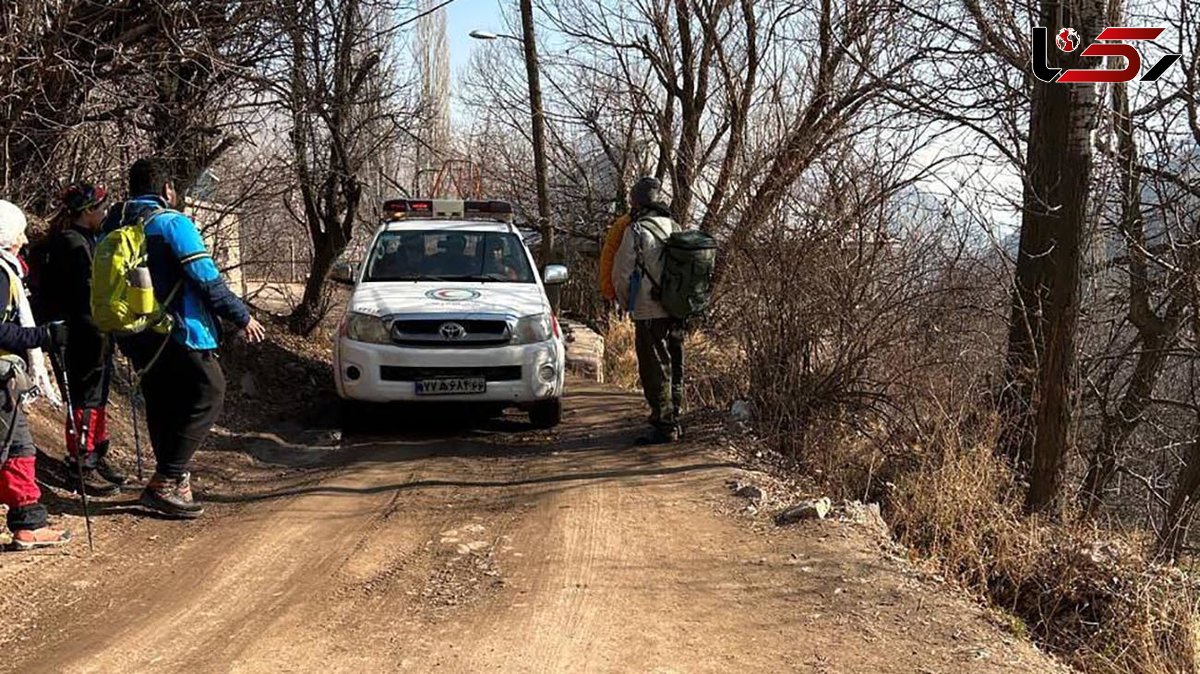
201, 457, 742, 506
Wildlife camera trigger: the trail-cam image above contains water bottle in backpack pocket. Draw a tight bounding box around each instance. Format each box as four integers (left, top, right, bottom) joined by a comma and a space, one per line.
127, 265, 155, 316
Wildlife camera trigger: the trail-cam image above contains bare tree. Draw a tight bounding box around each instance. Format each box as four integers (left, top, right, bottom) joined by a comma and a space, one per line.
275, 0, 411, 334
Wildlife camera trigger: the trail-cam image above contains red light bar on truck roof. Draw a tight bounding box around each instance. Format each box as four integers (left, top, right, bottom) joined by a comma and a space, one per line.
383, 199, 432, 213
463, 200, 513, 216
382, 198, 514, 222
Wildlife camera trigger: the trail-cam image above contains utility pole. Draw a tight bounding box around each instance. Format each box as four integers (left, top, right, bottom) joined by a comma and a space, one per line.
519, 0, 553, 264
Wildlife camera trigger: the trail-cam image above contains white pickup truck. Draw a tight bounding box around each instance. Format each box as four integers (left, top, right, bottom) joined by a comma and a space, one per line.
332, 199, 568, 428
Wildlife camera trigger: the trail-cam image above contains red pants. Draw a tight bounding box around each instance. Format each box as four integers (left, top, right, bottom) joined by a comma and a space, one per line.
0, 456, 39, 510
1, 407, 46, 531
66, 406, 109, 459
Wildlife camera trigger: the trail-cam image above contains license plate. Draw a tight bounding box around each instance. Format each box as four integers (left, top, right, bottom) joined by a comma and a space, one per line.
415, 378, 487, 396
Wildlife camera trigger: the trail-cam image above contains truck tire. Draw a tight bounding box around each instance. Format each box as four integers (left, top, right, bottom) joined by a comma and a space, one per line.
529, 398, 563, 429
342, 400, 375, 434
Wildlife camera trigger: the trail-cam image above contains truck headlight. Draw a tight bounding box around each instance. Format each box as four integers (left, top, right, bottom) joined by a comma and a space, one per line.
512, 313, 553, 344
345, 312, 391, 344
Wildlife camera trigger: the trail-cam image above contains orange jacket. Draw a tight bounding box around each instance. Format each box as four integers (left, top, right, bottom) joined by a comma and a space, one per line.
599, 214, 631, 301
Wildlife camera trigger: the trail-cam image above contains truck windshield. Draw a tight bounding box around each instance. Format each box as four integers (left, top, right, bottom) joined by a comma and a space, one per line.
364, 230, 536, 283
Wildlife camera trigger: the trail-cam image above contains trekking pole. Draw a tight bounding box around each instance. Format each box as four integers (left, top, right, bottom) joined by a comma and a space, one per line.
126, 356, 144, 481
50, 349, 94, 553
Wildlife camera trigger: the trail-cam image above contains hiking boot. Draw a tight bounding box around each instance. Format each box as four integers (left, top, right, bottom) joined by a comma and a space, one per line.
9, 527, 72, 551
65, 461, 122, 497
94, 455, 130, 486
140, 473, 204, 520
635, 426, 679, 446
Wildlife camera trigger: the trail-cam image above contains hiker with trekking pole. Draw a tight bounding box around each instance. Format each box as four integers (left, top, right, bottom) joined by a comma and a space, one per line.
97, 158, 265, 520
0, 200, 73, 550
33, 183, 129, 497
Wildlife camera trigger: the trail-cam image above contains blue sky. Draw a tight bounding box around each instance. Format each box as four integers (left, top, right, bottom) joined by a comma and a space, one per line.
444, 0, 507, 78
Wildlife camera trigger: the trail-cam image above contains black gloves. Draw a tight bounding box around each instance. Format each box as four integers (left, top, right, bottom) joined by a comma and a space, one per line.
43, 321, 69, 351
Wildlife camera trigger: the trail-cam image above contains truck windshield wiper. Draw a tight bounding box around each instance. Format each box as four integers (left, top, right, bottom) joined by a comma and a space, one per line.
366, 274, 509, 282
431, 274, 507, 282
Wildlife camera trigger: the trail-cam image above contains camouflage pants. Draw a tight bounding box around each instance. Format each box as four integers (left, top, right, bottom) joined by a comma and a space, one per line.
0, 505, 10, 547
635, 318, 684, 431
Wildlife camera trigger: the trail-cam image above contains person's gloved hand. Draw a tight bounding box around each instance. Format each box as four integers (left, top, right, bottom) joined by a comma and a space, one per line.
43, 321, 69, 351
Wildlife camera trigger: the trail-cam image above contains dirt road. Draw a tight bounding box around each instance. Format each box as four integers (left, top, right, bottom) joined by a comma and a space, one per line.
0, 382, 1064, 673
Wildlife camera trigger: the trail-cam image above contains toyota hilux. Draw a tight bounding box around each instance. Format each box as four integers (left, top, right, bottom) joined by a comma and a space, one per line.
332, 199, 568, 428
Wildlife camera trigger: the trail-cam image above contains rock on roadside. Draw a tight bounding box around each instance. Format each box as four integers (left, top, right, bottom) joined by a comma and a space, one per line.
776, 497, 832, 525
240, 372, 259, 398
735, 484, 765, 501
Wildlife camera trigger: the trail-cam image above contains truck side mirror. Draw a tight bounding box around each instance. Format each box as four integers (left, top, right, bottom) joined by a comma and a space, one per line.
543, 264, 569, 285
331, 262, 358, 287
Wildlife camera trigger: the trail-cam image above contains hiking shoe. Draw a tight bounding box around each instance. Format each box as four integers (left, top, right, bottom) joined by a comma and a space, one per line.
635, 427, 679, 446
175, 473, 198, 504
65, 463, 122, 497
9, 527, 72, 551
139, 474, 204, 520
95, 455, 130, 486
0, 528, 11, 548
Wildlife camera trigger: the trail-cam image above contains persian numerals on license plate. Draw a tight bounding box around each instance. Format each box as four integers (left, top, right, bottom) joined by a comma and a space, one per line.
416, 378, 487, 395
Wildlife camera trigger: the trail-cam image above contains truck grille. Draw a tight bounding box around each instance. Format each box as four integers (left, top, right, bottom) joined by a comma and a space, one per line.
380, 366, 523, 382
391, 319, 511, 347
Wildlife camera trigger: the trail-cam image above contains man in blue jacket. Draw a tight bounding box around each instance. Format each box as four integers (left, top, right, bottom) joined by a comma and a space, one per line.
106, 158, 265, 519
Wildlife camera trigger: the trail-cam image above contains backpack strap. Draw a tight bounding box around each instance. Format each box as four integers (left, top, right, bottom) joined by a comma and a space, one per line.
128, 206, 186, 304
124, 205, 185, 382
0, 258, 21, 325
633, 216, 670, 293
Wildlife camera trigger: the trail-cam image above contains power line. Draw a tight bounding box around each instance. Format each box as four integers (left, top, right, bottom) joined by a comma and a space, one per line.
398, 0, 457, 29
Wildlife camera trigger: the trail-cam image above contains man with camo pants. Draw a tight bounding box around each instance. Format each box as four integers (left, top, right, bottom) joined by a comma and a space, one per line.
612, 177, 684, 445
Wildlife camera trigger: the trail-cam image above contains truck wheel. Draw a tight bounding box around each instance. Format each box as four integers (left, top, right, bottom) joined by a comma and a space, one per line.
342, 401, 374, 434
529, 398, 563, 429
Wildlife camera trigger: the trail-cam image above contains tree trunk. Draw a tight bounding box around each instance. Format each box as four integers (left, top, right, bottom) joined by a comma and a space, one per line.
290, 238, 338, 335
999, 0, 1102, 513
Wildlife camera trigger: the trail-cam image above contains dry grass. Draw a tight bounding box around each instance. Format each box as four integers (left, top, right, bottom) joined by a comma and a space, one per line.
878, 412, 1200, 673
602, 314, 747, 412
603, 316, 640, 391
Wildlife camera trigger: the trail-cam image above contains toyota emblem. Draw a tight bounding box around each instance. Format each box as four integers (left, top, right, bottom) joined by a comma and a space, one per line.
439, 322, 467, 340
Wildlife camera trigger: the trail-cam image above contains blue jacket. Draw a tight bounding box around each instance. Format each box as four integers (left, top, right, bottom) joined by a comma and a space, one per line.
103, 196, 250, 351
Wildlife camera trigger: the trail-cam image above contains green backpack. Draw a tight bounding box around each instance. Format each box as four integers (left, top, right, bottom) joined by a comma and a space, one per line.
642, 224, 718, 321
91, 207, 175, 335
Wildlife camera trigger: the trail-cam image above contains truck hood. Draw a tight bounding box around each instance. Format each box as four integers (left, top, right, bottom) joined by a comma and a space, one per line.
350, 281, 549, 318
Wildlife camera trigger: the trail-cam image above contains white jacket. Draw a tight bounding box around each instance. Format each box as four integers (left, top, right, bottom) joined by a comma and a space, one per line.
612, 214, 678, 321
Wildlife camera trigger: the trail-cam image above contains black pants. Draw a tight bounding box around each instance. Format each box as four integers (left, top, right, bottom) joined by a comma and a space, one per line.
64, 320, 113, 410
121, 334, 226, 479
634, 318, 684, 431
63, 322, 115, 460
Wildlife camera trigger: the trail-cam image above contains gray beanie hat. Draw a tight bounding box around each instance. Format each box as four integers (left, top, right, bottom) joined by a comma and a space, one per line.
630, 176, 666, 211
